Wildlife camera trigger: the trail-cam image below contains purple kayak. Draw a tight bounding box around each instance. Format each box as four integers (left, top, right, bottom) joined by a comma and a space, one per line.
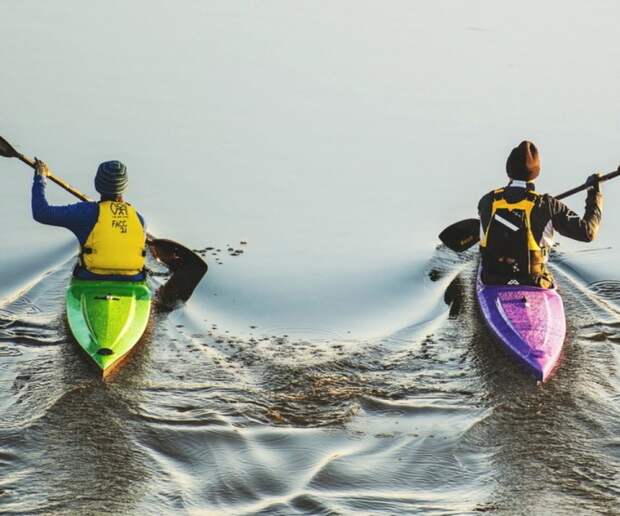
475, 266, 566, 382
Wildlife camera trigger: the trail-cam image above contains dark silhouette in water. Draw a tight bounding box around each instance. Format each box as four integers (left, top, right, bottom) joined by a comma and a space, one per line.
153, 262, 208, 313
148, 237, 208, 311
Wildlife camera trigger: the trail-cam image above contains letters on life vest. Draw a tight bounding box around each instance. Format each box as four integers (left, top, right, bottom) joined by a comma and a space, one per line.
480, 188, 544, 278
81, 201, 146, 276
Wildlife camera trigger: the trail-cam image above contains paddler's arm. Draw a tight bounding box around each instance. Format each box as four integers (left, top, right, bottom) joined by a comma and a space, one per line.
548, 177, 603, 242
31, 160, 98, 242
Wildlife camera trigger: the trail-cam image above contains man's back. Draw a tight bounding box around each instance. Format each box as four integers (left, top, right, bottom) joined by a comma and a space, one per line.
478, 184, 602, 247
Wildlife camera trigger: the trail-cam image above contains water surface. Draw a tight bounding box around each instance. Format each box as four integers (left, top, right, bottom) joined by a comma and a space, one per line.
1, 1, 619, 514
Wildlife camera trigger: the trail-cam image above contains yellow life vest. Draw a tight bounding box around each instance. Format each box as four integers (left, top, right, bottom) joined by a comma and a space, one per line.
480, 188, 541, 251
81, 201, 146, 276
480, 188, 545, 279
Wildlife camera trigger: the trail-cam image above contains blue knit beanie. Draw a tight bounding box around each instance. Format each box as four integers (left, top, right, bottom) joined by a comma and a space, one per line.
95, 161, 128, 196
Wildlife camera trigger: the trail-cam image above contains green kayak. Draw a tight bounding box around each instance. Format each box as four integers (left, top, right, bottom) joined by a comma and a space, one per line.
66, 278, 152, 376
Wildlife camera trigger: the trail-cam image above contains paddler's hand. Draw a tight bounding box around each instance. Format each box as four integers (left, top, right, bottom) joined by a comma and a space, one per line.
34, 158, 50, 177
586, 173, 602, 193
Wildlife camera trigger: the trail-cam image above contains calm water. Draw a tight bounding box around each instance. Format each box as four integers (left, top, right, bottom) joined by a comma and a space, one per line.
1, 1, 619, 514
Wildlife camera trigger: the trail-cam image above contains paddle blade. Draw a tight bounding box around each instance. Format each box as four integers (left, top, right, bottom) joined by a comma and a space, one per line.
155, 265, 208, 312
439, 218, 480, 252
149, 238, 208, 272
0, 135, 19, 158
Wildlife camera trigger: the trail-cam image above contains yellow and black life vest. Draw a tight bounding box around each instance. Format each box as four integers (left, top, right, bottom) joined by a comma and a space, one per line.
480, 188, 545, 279
81, 201, 146, 276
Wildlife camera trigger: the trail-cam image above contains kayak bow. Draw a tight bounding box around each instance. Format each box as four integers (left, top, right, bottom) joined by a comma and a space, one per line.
475, 267, 566, 382
66, 278, 152, 376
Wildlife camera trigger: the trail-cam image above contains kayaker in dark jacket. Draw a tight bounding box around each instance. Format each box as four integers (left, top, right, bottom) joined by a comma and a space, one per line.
478, 140, 603, 288
32, 159, 147, 281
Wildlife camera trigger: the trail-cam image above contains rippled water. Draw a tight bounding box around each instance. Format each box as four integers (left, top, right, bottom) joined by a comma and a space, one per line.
2, 1, 620, 514
1, 246, 619, 514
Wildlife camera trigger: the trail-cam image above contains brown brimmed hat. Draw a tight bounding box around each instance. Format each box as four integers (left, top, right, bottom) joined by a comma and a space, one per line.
506, 140, 540, 181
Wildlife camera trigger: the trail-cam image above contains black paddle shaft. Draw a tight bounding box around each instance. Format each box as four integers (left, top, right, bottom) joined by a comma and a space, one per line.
555, 169, 620, 200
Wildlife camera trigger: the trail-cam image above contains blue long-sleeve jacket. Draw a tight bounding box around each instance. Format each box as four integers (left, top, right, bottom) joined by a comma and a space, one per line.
32, 174, 146, 281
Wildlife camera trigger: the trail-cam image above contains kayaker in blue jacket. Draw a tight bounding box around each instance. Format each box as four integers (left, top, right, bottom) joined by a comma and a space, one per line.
32, 159, 147, 281
478, 141, 603, 288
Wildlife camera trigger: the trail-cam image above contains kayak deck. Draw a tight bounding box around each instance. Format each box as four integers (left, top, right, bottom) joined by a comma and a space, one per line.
66, 279, 152, 376
475, 268, 566, 382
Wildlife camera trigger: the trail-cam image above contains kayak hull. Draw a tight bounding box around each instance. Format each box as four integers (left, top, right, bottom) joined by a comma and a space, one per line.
475, 267, 566, 382
66, 278, 152, 376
